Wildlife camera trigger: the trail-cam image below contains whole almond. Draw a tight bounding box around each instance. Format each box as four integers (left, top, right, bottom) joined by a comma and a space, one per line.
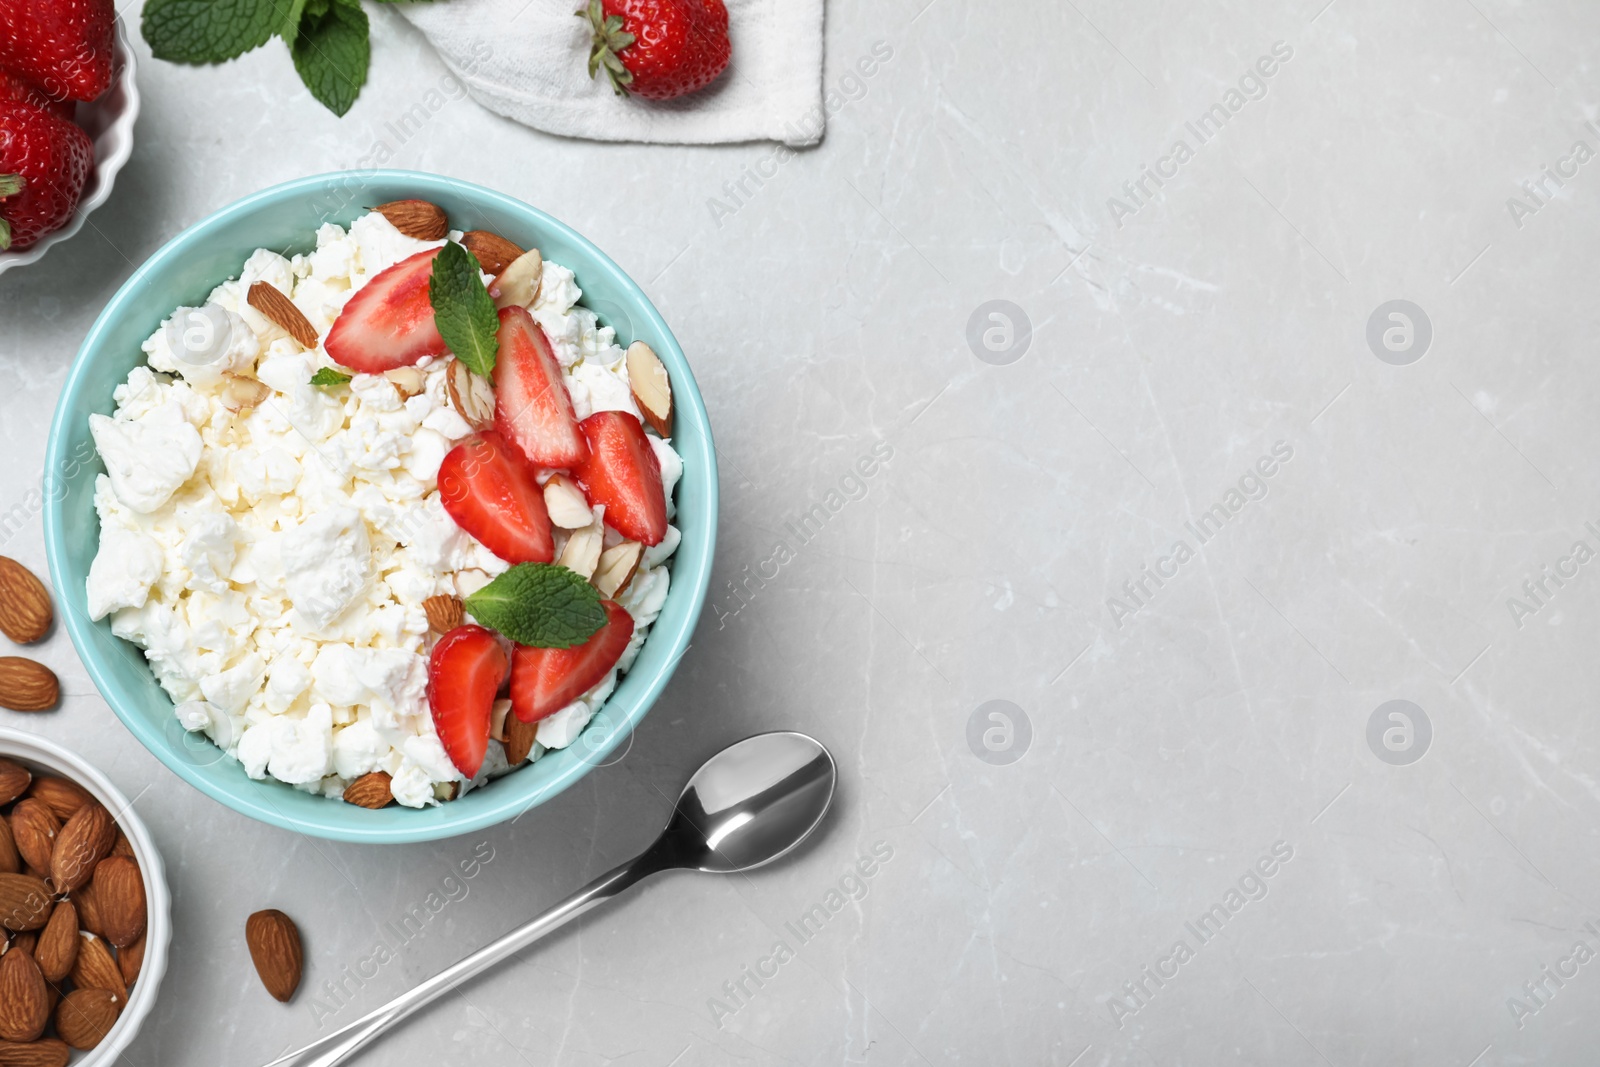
25, 779, 88, 822
0, 951, 47, 1042
246, 909, 303, 1002
461, 230, 524, 275
117, 931, 144, 988
374, 199, 448, 240
0, 661, 56, 713
422, 595, 464, 634
0, 822, 19, 878
0, 560, 50, 646
55, 988, 120, 1051
110, 831, 134, 860
0, 762, 29, 807
33, 902, 75, 984
247, 281, 319, 350
0, 1037, 70, 1067
92, 857, 144, 949
49, 803, 114, 893
0, 877, 51, 934
504, 714, 538, 765
342, 772, 392, 810
68, 933, 122, 999
71, 878, 103, 940
5, 807, 52, 882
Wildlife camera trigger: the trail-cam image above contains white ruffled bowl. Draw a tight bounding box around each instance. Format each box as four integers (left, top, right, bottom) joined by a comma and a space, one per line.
0, 18, 139, 275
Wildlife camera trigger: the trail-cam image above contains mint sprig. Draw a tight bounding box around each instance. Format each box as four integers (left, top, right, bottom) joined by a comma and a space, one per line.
142, 0, 409, 116
309, 368, 352, 386
464, 564, 607, 649
430, 241, 500, 378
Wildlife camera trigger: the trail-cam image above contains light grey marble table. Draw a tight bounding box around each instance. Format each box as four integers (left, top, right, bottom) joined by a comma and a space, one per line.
5, 1, 1600, 1063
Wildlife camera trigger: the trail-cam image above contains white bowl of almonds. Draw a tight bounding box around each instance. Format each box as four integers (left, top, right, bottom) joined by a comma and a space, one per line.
0, 728, 167, 1064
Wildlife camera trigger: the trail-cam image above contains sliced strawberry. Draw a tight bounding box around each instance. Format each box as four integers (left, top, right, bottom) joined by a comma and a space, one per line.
324, 247, 447, 373
427, 624, 509, 778
438, 431, 555, 564
510, 601, 635, 724
493, 306, 587, 469
571, 411, 667, 546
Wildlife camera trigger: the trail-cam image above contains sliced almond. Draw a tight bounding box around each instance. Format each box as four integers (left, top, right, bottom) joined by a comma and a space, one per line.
422, 595, 464, 634
625, 341, 673, 438
462, 231, 525, 275
220, 373, 271, 414
543, 474, 593, 530
384, 366, 426, 399
447, 359, 495, 430
490, 249, 543, 310
489, 699, 512, 744
557, 508, 604, 581
374, 199, 448, 241
594, 542, 642, 599
246, 281, 319, 350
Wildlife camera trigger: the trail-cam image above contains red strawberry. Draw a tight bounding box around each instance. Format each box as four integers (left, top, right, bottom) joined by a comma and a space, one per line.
580, 0, 730, 101
438, 432, 555, 565
510, 601, 634, 724
324, 247, 448, 373
493, 306, 588, 469
427, 624, 509, 778
571, 411, 667, 545
0, 72, 72, 121
0, 102, 92, 252
0, 0, 114, 103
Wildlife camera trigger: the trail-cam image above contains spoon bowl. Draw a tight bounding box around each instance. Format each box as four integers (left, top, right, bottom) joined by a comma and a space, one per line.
657, 731, 837, 874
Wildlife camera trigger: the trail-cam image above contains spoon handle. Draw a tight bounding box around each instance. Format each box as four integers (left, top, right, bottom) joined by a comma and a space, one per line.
262, 854, 657, 1067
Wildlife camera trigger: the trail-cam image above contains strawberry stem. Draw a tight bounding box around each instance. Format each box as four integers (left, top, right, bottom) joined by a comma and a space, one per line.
0, 218, 10, 252
0, 174, 22, 199
578, 0, 635, 96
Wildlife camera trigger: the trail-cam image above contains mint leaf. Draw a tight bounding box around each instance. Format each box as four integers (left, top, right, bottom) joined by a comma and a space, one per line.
290, 0, 370, 117
429, 241, 500, 378
142, 0, 285, 64
465, 564, 607, 649
309, 368, 352, 387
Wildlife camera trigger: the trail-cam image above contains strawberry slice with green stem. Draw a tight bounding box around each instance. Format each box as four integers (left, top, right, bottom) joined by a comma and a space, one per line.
493, 306, 588, 469
571, 410, 667, 546
427, 624, 509, 779
510, 600, 634, 724
438, 432, 555, 565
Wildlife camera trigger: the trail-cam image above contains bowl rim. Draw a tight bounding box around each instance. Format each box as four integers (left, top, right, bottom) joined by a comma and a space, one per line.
43, 170, 718, 843
0, 18, 141, 275
0, 726, 170, 1064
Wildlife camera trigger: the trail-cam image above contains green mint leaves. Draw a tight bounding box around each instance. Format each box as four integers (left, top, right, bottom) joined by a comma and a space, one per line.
290, 0, 371, 117
142, 0, 285, 65
465, 564, 607, 649
429, 241, 500, 378
142, 0, 379, 116
309, 368, 353, 386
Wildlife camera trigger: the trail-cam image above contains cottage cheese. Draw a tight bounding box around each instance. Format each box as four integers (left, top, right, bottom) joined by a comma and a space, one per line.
86, 212, 682, 807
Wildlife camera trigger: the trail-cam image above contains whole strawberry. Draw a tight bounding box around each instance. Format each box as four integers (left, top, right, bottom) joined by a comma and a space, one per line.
580, 0, 731, 101
0, 102, 93, 251
0, 0, 115, 103
0, 71, 73, 121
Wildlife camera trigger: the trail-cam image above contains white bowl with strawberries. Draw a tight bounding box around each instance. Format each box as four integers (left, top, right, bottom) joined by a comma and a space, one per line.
0, 2, 138, 272
47, 172, 718, 842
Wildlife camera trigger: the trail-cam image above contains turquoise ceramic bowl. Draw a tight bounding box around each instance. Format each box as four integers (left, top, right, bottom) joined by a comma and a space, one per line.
43, 171, 717, 843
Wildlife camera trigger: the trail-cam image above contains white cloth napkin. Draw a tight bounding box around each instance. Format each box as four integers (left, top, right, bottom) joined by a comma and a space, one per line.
396, 0, 826, 146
